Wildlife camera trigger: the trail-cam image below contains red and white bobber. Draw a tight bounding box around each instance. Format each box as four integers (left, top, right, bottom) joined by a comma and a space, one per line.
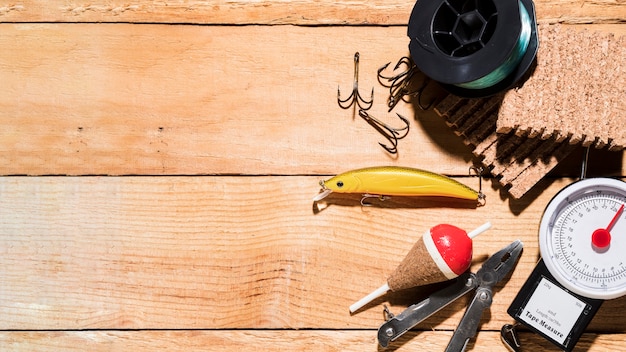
349, 222, 491, 313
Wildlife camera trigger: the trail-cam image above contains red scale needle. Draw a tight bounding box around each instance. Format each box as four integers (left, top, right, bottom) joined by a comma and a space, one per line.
592, 203, 624, 249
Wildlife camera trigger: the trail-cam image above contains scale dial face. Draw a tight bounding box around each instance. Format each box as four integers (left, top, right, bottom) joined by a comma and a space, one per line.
540, 178, 626, 299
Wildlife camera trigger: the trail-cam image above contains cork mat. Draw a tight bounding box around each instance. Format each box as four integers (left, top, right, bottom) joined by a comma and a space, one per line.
498, 24, 626, 150
434, 94, 577, 199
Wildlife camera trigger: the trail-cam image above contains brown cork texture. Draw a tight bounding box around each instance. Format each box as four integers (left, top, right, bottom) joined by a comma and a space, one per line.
434, 94, 577, 199
387, 237, 448, 291
498, 24, 626, 151
432, 23, 626, 198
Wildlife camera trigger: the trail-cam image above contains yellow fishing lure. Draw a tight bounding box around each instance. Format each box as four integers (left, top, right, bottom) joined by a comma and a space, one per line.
313, 166, 482, 202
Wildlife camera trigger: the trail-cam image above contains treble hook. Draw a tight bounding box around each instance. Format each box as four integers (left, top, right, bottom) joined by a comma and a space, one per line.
358, 109, 410, 154
397, 76, 435, 111
338, 52, 374, 111
377, 57, 414, 84
469, 166, 486, 206
377, 56, 435, 111
360, 193, 389, 207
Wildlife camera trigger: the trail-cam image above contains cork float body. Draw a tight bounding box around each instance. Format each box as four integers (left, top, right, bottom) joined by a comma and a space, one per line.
349, 222, 491, 313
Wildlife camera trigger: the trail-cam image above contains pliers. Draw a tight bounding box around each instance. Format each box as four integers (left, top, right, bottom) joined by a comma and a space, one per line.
377, 240, 523, 351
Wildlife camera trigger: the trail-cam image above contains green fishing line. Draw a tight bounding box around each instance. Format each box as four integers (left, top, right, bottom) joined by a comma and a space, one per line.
455, 1, 532, 90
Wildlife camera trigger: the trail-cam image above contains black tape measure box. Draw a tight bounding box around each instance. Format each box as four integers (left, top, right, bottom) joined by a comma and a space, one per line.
508, 259, 603, 351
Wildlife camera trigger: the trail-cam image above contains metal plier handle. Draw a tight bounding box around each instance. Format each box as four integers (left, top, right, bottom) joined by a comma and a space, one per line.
377, 240, 524, 351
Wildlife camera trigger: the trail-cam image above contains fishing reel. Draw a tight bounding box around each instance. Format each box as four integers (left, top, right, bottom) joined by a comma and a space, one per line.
407, 0, 539, 98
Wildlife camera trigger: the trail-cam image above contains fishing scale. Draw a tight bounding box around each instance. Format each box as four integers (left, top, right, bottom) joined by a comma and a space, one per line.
507, 177, 626, 351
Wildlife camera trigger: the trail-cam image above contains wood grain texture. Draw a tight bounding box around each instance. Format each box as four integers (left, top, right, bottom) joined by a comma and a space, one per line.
1, 24, 626, 176
3, 176, 626, 334
2, 0, 626, 349
1, 330, 625, 351
0, 24, 476, 176
0, 0, 625, 25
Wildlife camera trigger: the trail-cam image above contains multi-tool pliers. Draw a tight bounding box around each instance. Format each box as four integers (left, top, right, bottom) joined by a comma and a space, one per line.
377, 240, 523, 351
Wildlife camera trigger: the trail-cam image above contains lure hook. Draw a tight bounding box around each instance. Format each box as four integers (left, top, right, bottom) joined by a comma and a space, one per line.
358, 110, 410, 154
377, 56, 435, 112
469, 166, 486, 206
360, 193, 389, 207
338, 52, 374, 111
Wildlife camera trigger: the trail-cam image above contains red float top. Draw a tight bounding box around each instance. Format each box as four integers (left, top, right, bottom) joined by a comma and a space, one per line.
430, 224, 473, 275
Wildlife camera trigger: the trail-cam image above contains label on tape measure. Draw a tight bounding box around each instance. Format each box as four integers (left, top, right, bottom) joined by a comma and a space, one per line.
519, 277, 585, 344
508, 259, 603, 351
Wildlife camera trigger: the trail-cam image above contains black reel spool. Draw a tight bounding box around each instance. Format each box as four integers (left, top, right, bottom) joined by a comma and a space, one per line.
407, 0, 538, 98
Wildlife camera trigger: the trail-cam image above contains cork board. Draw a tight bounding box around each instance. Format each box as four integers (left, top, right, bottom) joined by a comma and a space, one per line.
497, 24, 626, 151
434, 94, 577, 199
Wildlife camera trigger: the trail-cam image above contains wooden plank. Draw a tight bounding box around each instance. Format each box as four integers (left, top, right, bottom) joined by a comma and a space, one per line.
1, 24, 626, 176
1, 2, 625, 352
3, 176, 626, 332
0, 0, 625, 25
0, 24, 475, 176
0, 330, 624, 351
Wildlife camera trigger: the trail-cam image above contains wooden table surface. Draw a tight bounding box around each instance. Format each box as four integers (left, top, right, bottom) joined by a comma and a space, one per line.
2, 1, 626, 351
